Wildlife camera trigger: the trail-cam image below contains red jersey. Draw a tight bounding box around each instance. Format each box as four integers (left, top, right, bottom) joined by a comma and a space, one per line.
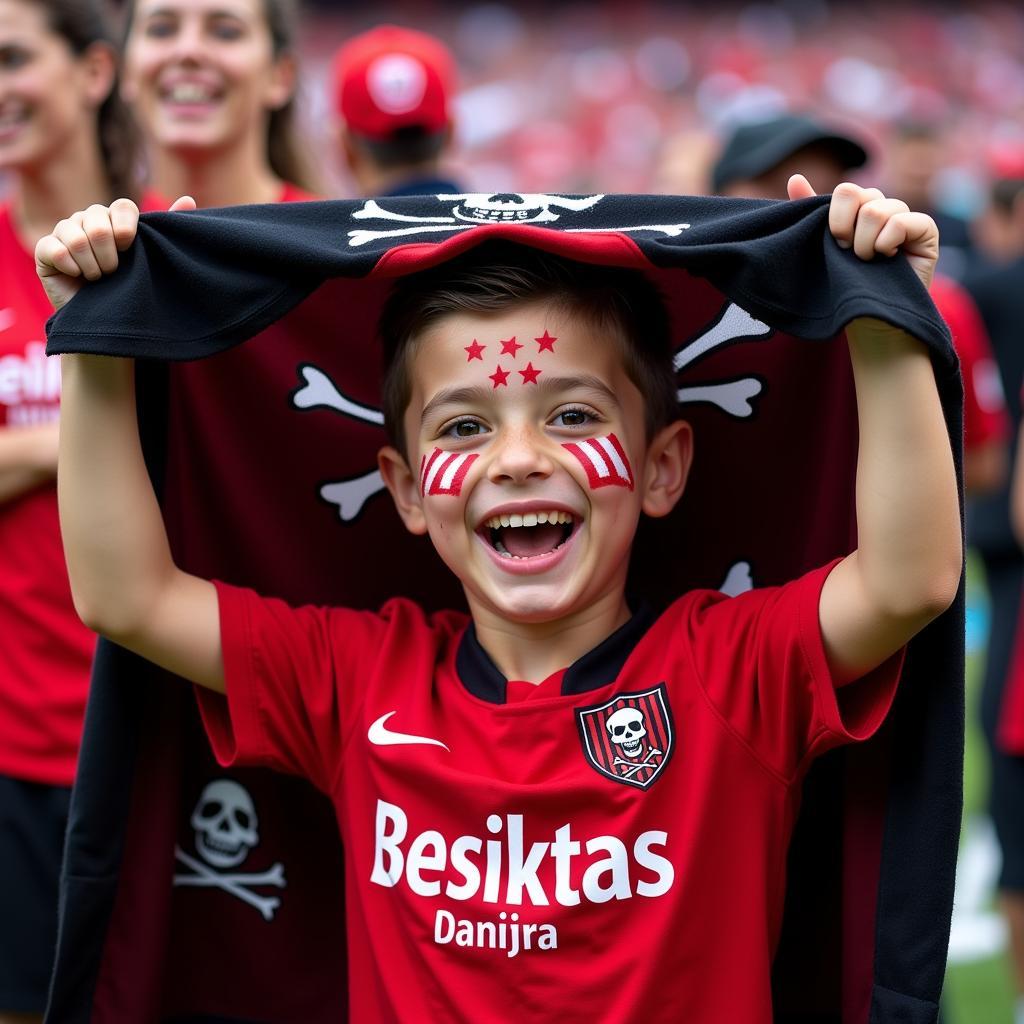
279, 182, 318, 203
0, 203, 97, 784
930, 275, 1009, 452
198, 562, 898, 1023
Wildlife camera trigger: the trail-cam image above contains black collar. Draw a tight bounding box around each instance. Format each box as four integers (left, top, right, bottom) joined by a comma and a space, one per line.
455, 604, 655, 705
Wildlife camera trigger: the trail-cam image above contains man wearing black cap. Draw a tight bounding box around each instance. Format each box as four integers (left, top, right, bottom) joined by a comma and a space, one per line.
711, 113, 1007, 497
711, 113, 868, 199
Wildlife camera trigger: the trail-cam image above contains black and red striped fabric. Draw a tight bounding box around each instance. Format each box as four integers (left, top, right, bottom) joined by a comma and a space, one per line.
44, 193, 962, 1024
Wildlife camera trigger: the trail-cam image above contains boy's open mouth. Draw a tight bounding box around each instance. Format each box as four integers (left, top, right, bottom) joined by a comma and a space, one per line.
481, 510, 577, 559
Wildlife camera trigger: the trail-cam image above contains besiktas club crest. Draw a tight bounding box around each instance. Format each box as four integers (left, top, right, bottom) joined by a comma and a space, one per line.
575, 685, 674, 790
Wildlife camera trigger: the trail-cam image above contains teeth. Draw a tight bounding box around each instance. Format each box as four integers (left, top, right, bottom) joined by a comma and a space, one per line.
168, 83, 213, 103
484, 510, 575, 530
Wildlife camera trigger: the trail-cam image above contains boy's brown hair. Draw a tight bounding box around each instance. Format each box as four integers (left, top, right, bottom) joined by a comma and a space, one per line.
378, 242, 680, 459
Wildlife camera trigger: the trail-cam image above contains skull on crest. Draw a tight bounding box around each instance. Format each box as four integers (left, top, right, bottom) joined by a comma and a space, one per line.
606, 707, 647, 758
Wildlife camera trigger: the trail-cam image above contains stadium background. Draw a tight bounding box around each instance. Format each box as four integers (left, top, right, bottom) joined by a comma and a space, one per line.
298, 2, 1024, 203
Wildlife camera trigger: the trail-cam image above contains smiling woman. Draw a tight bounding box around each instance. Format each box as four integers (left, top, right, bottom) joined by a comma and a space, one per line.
0, 2, 144, 1020
121, 0, 319, 206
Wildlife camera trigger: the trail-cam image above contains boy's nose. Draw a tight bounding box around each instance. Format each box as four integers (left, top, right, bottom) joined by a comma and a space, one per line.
487, 428, 554, 485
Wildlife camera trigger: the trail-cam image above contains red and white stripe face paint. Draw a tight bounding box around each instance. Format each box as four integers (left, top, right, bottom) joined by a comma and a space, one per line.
419, 449, 479, 497
562, 434, 635, 491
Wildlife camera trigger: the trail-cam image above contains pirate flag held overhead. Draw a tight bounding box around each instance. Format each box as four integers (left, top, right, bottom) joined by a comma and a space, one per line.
45, 192, 963, 1024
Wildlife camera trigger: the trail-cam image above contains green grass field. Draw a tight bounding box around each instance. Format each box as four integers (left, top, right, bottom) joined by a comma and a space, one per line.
943, 561, 1016, 1024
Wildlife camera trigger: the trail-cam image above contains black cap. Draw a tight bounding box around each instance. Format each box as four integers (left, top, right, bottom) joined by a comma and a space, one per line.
712, 114, 868, 193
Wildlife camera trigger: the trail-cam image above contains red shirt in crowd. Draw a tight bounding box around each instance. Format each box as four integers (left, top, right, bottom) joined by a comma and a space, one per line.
198, 561, 898, 1023
0, 203, 98, 784
930, 274, 1009, 452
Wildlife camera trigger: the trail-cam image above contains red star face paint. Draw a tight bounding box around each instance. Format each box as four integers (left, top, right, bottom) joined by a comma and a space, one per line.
420, 449, 479, 497
562, 433, 634, 491
475, 329, 558, 389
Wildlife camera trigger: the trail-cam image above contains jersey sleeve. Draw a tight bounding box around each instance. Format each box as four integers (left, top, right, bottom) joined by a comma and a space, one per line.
197, 582, 400, 792
931, 275, 1009, 451
682, 561, 902, 782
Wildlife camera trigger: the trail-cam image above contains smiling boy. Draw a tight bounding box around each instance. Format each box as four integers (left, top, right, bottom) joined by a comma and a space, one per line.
37, 179, 961, 1022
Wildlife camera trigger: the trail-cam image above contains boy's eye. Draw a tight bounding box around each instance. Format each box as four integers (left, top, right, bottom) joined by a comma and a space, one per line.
552, 408, 595, 428
446, 419, 486, 438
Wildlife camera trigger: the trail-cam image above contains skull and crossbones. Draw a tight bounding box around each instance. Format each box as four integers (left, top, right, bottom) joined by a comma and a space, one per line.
607, 707, 663, 778
345, 192, 694, 247
173, 779, 287, 921
291, 301, 773, 524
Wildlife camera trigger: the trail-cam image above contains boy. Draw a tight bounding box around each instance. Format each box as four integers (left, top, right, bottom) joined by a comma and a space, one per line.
36, 178, 961, 1022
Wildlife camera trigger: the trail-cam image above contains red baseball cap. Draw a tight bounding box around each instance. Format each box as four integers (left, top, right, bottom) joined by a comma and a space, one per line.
333, 25, 456, 141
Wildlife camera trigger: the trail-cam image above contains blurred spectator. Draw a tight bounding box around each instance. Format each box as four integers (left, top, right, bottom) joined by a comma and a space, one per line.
709, 113, 867, 198
929, 276, 1009, 495
0, 2, 143, 1020
975, 176, 1024, 267
652, 129, 717, 196
121, 0, 320, 207
964, 173, 1024, 1024
885, 120, 978, 279
332, 25, 463, 197
710, 112, 1008, 498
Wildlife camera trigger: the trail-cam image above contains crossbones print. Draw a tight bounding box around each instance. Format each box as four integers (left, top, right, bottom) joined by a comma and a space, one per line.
291, 302, 773, 523
174, 845, 286, 921
346, 193, 691, 247
173, 779, 287, 921
613, 749, 664, 779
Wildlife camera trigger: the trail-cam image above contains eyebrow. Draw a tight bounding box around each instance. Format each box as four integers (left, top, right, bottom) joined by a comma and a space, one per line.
419, 374, 620, 426
139, 4, 248, 17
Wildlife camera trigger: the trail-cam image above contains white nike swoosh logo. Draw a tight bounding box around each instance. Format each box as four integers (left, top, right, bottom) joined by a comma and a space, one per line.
0, 309, 14, 332
368, 712, 449, 751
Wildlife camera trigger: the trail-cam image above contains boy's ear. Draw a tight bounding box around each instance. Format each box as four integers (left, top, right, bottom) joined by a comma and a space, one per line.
378, 445, 428, 535
640, 419, 693, 519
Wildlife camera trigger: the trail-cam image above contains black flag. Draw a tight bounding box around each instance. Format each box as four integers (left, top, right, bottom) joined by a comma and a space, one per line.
46, 193, 962, 1024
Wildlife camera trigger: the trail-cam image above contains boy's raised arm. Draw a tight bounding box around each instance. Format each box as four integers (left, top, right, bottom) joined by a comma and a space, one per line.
789, 178, 962, 683
37, 199, 225, 694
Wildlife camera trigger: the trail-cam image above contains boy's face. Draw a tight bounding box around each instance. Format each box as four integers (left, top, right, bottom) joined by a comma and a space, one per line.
383, 300, 682, 628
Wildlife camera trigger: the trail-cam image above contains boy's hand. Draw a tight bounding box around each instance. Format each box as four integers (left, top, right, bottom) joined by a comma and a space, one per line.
35, 195, 196, 311
787, 176, 960, 683
787, 174, 939, 290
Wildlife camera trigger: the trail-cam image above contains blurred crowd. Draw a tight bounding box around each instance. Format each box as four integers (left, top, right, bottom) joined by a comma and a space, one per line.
297, 2, 1024, 203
